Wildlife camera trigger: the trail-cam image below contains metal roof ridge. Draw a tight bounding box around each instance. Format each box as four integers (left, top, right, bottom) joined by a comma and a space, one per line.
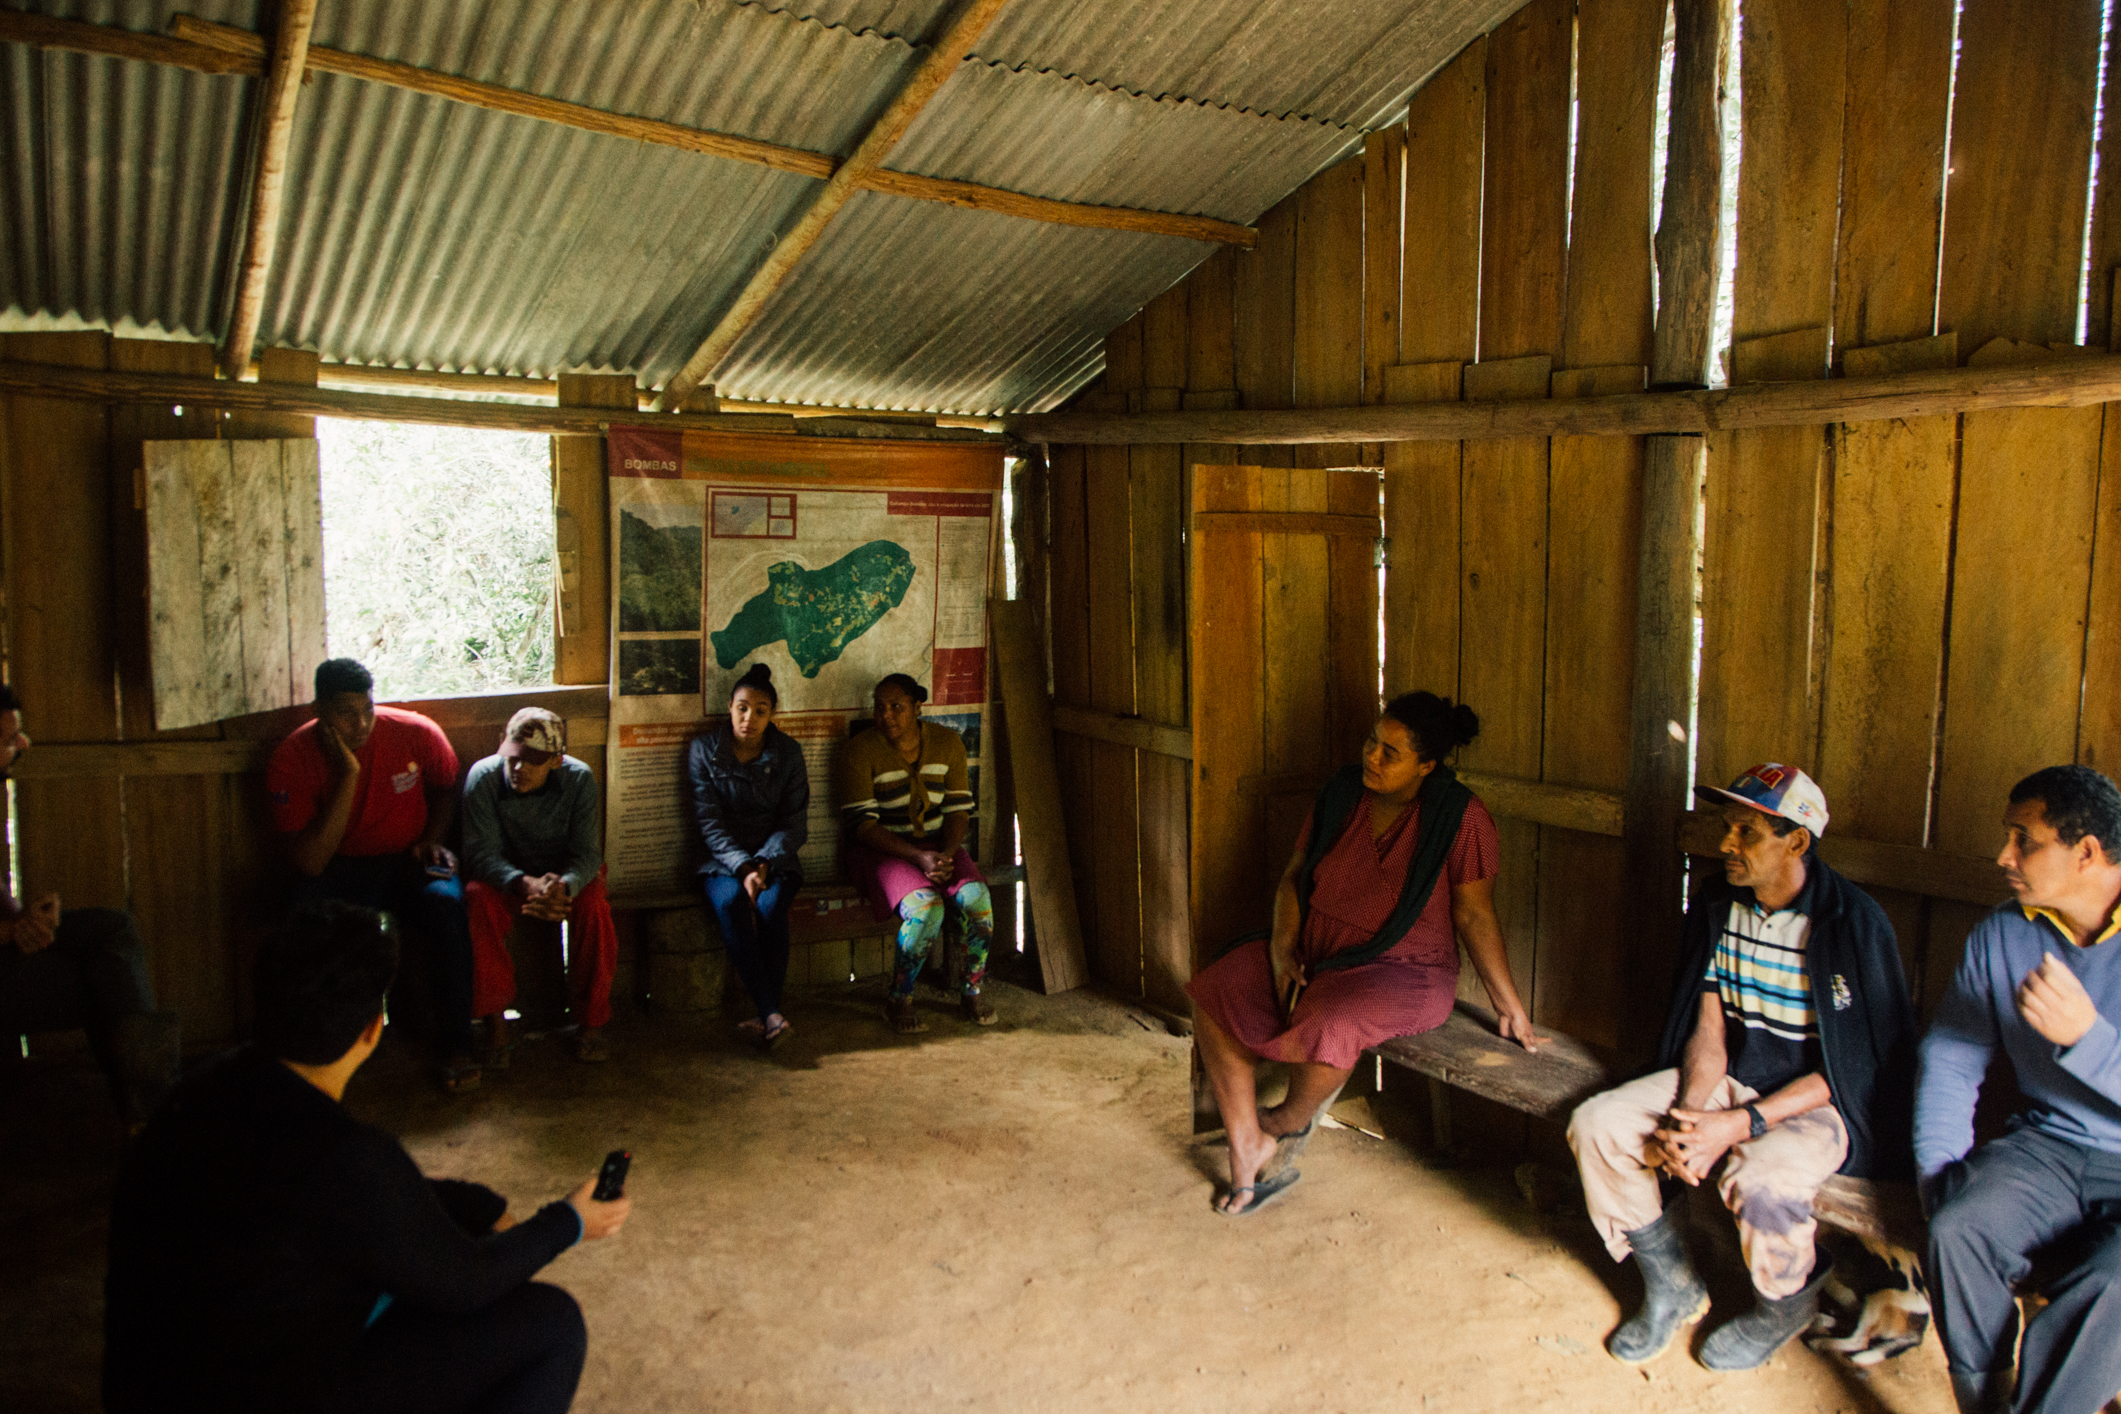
952, 54, 1370, 133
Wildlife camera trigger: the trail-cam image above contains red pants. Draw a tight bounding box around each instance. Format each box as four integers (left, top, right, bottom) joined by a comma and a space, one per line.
466, 874, 616, 1030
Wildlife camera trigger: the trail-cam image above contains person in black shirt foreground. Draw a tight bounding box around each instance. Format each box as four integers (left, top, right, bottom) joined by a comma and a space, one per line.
104, 901, 632, 1413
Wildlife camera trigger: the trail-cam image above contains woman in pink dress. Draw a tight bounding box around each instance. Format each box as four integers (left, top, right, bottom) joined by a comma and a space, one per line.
1187, 691, 1544, 1215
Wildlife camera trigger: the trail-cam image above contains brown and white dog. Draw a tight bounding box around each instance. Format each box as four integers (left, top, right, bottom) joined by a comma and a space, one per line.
1806, 1235, 1930, 1367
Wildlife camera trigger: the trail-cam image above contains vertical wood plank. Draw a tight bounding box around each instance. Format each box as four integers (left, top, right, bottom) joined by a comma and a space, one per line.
1402, 38, 1486, 367
1236, 198, 1297, 413
192, 442, 248, 723
1697, 328, 1829, 789
1457, 354, 1552, 1010
1105, 312, 1145, 395
1820, 333, 1960, 989
143, 443, 211, 733
1732, 0, 1847, 344
2088, 11, 2121, 348
2, 331, 127, 912
1262, 465, 1332, 782
1478, 0, 1573, 365
110, 338, 219, 741
1938, 344, 2103, 855
1186, 248, 1237, 394
1937, 0, 2102, 354
1564, 0, 1662, 370
1047, 443, 1099, 970
1141, 285, 1189, 392
1381, 361, 1465, 701
281, 438, 326, 695
1326, 468, 1382, 767
553, 374, 631, 686
1084, 443, 1141, 996
1190, 465, 1267, 965
232, 442, 293, 716
1363, 125, 1405, 402
2085, 402, 2121, 775
1538, 364, 1647, 1048
1131, 421, 1190, 1010
1293, 156, 1365, 467
1835, 0, 1953, 355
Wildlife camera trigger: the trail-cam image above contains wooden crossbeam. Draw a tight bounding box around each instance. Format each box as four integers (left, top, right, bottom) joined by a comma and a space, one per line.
0, 360, 999, 443
1007, 350, 2121, 444
0, 13, 1255, 248
218, 0, 317, 378
651, 0, 1014, 412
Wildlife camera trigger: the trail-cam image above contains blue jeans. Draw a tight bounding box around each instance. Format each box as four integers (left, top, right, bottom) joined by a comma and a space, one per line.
703, 872, 798, 1022
292, 855, 474, 1058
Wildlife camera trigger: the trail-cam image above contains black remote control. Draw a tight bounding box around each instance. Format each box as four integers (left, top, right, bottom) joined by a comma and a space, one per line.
592, 1149, 631, 1201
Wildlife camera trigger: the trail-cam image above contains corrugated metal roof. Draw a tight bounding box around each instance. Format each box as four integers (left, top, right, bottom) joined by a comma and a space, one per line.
0, 0, 1521, 413
766, 0, 1508, 128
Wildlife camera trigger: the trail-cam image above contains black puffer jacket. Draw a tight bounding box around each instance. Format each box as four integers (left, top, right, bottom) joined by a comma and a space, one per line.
686, 724, 810, 881
1656, 857, 1918, 1180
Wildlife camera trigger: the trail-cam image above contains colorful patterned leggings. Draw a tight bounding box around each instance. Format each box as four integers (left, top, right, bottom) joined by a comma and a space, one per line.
890, 881, 992, 999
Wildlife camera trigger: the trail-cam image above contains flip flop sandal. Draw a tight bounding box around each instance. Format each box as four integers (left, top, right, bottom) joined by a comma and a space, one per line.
758, 1016, 791, 1050
885, 997, 928, 1035
959, 993, 997, 1026
437, 1059, 483, 1095
1216, 1167, 1301, 1218
1263, 1082, 1345, 1177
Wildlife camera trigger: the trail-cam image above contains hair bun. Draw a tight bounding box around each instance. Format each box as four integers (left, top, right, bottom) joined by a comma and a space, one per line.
1451, 702, 1481, 748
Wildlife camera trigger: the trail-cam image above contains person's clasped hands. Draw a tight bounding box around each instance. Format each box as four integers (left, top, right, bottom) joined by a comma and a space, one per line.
10, 891, 60, 955
1650, 1105, 1746, 1186
516, 872, 572, 922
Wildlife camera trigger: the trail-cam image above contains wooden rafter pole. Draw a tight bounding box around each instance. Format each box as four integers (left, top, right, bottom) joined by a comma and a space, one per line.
1005, 351, 2121, 443
217, 0, 317, 379
4, 11, 1257, 249
650, 0, 1014, 413
1623, 0, 1731, 1053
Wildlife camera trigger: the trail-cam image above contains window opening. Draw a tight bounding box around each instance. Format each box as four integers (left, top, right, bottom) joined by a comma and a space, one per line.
316, 420, 557, 697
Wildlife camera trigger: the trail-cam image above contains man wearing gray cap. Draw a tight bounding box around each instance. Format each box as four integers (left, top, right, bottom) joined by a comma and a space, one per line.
1566, 764, 1916, 1372
462, 708, 615, 1064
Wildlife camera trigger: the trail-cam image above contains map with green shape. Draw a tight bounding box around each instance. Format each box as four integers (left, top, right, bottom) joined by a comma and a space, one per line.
710, 541, 918, 676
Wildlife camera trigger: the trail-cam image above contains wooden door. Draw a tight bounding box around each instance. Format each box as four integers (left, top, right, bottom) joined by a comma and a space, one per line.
1188, 463, 1382, 974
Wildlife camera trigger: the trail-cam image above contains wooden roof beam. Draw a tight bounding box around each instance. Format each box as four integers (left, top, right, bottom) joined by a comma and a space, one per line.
1005, 351, 2121, 443
650, 0, 1013, 413
159, 13, 1256, 248
3, 13, 1257, 249
217, 0, 317, 379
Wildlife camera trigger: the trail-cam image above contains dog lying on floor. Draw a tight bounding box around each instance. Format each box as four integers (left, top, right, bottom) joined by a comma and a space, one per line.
1805, 1234, 1930, 1367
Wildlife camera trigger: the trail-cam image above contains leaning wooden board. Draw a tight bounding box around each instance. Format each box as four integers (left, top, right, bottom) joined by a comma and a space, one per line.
1370, 1002, 1923, 1246
989, 599, 1088, 994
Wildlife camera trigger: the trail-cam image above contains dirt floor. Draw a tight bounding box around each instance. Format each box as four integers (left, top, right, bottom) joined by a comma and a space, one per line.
3, 980, 1959, 1413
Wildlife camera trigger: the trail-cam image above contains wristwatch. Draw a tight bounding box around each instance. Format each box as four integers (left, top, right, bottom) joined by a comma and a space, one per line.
1743, 1103, 1767, 1139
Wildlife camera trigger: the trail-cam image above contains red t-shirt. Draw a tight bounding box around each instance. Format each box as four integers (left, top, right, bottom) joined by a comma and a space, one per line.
266, 705, 459, 858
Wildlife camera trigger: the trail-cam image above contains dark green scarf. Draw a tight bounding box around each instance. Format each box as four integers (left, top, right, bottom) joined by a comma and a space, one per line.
1297, 761, 1472, 974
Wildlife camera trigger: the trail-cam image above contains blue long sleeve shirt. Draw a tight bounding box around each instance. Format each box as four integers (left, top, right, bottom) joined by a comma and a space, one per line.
1914, 898, 2121, 1181
460, 754, 603, 897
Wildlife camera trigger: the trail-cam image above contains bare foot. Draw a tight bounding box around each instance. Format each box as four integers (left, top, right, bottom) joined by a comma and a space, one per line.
1215, 1123, 1280, 1215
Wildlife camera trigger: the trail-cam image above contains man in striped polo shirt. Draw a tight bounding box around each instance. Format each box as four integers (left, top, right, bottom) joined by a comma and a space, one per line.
1568, 764, 1917, 1371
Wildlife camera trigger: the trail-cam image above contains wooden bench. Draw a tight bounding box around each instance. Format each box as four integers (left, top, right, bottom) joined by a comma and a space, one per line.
1368, 1001, 1924, 1247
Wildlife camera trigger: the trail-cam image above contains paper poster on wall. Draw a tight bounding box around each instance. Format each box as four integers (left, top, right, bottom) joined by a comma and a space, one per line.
604, 427, 1002, 897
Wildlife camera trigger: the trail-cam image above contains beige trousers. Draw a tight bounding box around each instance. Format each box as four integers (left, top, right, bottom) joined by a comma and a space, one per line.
1566, 1068, 1849, 1298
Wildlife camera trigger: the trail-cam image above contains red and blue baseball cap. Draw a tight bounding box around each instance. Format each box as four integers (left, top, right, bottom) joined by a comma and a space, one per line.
1694, 763, 1830, 837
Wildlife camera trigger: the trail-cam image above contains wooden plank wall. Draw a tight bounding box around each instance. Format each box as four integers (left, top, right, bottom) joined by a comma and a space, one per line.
1046, 0, 2121, 1043
0, 335, 619, 1046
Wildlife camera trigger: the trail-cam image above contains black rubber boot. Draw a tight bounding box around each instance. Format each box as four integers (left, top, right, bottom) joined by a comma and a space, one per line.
1607, 1206, 1711, 1364
1948, 1370, 2012, 1414
1698, 1254, 1835, 1371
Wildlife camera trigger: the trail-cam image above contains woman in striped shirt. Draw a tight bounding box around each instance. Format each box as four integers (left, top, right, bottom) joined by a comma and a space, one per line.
837, 674, 995, 1034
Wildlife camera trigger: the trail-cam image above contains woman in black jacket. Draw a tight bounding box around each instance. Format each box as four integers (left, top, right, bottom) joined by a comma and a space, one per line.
687, 663, 809, 1047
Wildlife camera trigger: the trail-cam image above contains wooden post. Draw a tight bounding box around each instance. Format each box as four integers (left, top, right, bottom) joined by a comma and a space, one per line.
218, 0, 318, 379
1623, 0, 1730, 1054
552, 374, 634, 687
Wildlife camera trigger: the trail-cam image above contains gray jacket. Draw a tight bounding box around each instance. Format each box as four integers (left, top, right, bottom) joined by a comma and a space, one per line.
686, 724, 809, 881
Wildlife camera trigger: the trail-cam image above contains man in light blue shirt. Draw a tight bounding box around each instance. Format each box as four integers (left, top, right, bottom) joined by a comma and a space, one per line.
1916, 764, 2121, 1414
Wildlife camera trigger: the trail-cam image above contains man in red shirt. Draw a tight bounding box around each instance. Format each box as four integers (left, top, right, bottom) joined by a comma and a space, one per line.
267, 659, 479, 1093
